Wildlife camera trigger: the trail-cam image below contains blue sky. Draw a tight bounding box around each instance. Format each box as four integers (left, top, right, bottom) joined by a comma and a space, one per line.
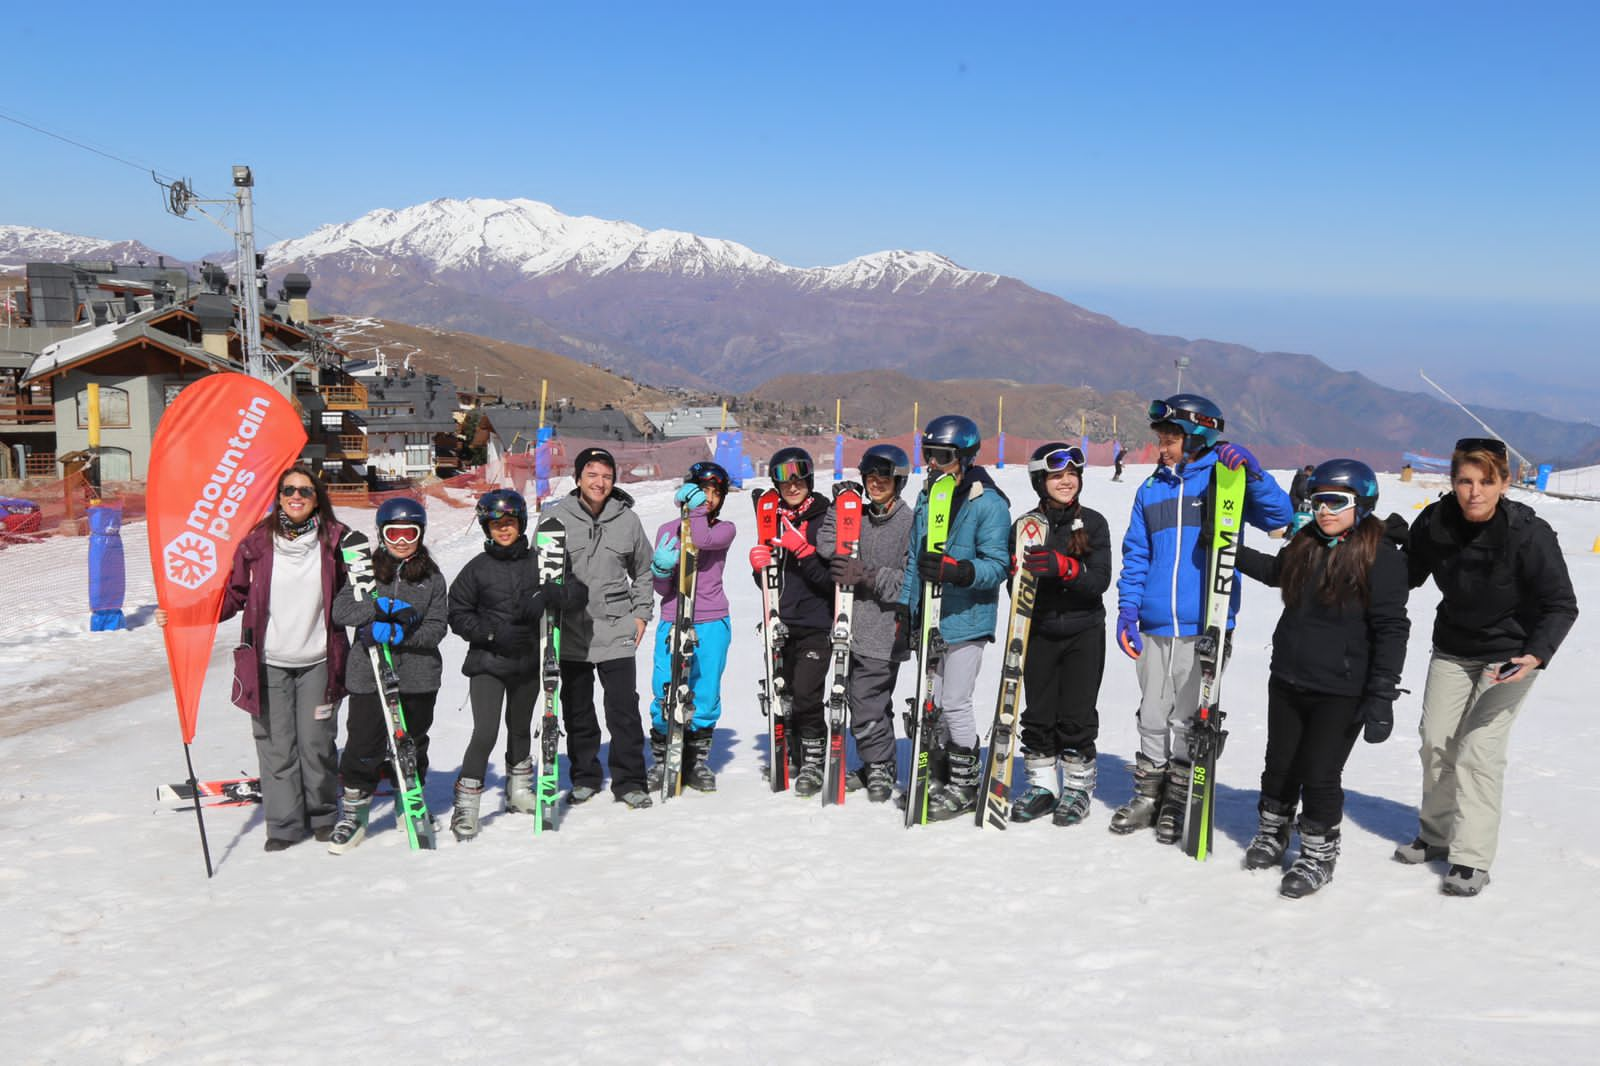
3, 1, 1595, 403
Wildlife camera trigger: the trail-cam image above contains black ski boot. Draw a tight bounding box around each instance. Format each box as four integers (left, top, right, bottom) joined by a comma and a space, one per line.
1052, 750, 1097, 827
793, 737, 827, 797
684, 727, 717, 792
928, 742, 981, 821
1243, 798, 1295, 870
862, 759, 896, 803
1109, 754, 1165, 835
1011, 751, 1058, 823
1280, 818, 1340, 898
1154, 761, 1190, 845
646, 728, 669, 793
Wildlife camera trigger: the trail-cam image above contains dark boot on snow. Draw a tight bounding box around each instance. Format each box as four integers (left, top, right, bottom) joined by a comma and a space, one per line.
1011, 750, 1059, 823
1280, 819, 1340, 899
793, 736, 827, 798
928, 742, 981, 821
1244, 797, 1295, 870
1154, 761, 1191, 845
1052, 750, 1097, 827
1109, 754, 1166, 835
684, 727, 717, 792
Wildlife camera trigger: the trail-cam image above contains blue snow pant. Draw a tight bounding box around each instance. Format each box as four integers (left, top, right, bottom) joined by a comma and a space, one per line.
648, 616, 732, 732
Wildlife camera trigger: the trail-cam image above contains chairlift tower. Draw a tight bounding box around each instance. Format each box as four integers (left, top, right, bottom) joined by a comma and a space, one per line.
232, 166, 267, 380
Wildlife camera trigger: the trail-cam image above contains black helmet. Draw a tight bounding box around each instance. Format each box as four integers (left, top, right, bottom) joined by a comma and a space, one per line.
1028, 442, 1085, 499
475, 488, 527, 537
1309, 458, 1379, 518
1147, 394, 1224, 453
686, 460, 731, 494
768, 446, 814, 491
922, 414, 981, 465
859, 443, 911, 498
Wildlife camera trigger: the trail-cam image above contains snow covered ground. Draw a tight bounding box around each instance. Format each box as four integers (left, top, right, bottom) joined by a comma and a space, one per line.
2, 463, 1597, 1064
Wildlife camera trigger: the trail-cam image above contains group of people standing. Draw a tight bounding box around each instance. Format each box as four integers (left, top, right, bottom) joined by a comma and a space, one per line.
183, 396, 1577, 900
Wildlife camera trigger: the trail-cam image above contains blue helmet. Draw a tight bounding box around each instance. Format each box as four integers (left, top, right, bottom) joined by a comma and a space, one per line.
376, 496, 427, 532
922, 415, 982, 464
1309, 458, 1379, 518
1148, 394, 1224, 452
475, 488, 527, 536
859, 443, 911, 497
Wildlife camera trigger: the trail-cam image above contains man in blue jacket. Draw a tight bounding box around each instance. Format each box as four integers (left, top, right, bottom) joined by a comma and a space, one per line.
1111, 394, 1293, 844
900, 415, 1013, 820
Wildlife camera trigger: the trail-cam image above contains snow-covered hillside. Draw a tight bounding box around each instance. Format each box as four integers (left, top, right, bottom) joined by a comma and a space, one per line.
2, 464, 1596, 1063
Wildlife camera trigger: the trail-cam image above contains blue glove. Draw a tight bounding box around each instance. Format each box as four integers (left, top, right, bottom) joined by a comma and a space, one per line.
368, 620, 404, 645
673, 483, 707, 511
370, 596, 417, 645
1116, 605, 1143, 660
1215, 442, 1264, 480
651, 534, 680, 578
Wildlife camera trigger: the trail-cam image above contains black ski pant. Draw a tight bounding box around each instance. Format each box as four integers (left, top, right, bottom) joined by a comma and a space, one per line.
561, 657, 647, 796
340, 689, 438, 793
461, 673, 539, 783
1019, 624, 1105, 758
781, 627, 831, 742
846, 654, 902, 765
1261, 676, 1362, 826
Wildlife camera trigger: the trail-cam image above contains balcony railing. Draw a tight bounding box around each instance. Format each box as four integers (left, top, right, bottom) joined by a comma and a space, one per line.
23, 453, 57, 478
325, 482, 369, 505
0, 402, 53, 425
318, 383, 368, 410
333, 433, 368, 459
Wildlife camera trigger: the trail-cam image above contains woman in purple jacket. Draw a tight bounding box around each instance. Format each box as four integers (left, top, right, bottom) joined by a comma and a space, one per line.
645, 461, 738, 792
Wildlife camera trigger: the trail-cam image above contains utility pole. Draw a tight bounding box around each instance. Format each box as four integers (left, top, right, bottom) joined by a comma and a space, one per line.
232, 166, 266, 380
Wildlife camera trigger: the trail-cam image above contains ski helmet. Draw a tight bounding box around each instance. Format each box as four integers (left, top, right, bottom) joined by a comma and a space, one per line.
1147, 393, 1225, 453
376, 497, 427, 547
1308, 458, 1379, 519
475, 488, 528, 536
922, 414, 982, 467
859, 443, 911, 498
686, 460, 731, 494
768, 446, 814, 491
1028, 442, 1086, 499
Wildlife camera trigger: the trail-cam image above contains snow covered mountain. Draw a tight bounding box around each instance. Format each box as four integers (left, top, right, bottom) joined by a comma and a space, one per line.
0, 224, 181, 272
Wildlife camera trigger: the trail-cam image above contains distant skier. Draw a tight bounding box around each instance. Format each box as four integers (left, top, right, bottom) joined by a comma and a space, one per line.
1112, 444, 1127, 482
1110, 394, 1293, 845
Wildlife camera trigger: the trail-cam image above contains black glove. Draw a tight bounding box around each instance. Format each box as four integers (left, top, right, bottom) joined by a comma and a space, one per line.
1358, 695, 1394, 744
554, 578, 589, 611
829, 555, 868, 588
917, 550, 974, 587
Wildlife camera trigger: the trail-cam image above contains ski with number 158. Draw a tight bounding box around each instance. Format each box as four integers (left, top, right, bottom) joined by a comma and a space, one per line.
533, 514, 566, 833
753, 489, 790, 790
1182, 461, 1246, 860
821, 481, 864, 806
903, 472, 956, 828
975, 511, 1047, 829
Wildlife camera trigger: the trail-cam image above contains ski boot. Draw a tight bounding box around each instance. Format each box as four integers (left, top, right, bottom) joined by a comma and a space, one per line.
1441, 864, 1490, 897
450, 777, 484, 842
1280, 818, 1340, 898
1243, 798, 1295, 871
618, 788, 654, 810
928, 742, 981, 821
505, 758, 538, 814
684, 727, 717, 792
1010, 750, 1059, 823
646, 728, 669, 793
793, 736, 827, 798
327, 787, 372, 855
862, 759, 896, 803
1108, 754, 1166, 835
1052, 750, 1097, 827
1393, 836, 1448, 865
1154, 761, 1191, 845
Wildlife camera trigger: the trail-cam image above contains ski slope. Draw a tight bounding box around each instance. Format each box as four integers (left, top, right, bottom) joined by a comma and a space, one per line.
2, 463, 1597, 1064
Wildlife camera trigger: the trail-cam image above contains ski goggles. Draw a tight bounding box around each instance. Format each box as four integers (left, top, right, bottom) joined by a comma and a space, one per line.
1146, 400, 1224, 432
859, 455, 904, 480
1454, 437, 1508, 459
687, 461, 729, 489
1029, 446, 1085, 475
381, 523, 423, 546
923, 445, 960, 466
1309, 491, 1359, 515
771, 457, 812, 483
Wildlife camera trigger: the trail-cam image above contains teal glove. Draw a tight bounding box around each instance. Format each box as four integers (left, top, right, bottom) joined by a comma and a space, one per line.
651, 534, 680, 578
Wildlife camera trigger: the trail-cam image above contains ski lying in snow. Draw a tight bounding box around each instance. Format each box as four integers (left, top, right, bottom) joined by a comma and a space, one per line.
340, 529, 437, 851
158, 776, 261, 807
822, 481, 864, 806
1181, 461, 1245, 861
753, 489, 791, 791
533, 514, 566, 833
903, 472, 955, 828
975, 512, 1047, 829
659, 500, 700, 802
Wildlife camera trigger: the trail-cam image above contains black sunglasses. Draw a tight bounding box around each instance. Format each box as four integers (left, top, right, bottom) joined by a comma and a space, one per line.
1454, 437, 1508, 459
279, 485, 316, 499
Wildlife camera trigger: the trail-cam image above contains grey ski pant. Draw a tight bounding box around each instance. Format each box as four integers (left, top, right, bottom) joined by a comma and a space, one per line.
1133, 633, 1229, 764
1416, 650, 1538, 869
846, 654, 902, 764
253, 661, 339, 842
932, 639, 986, 750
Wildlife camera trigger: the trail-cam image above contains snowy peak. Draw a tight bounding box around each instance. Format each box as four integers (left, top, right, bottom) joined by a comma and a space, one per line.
802, 250, 1001, 294
0, 224, 178, 271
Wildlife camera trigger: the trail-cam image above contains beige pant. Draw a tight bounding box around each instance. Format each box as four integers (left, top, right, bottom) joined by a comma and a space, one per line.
1416, 650, 1538, 869
1134, 634, 1229, 764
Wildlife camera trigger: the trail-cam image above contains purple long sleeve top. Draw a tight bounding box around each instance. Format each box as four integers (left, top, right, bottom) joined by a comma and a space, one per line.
652, 506, 738, 623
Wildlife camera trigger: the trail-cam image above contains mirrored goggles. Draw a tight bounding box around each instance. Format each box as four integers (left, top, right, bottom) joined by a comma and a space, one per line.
1029, 446, 1085, 475
687, 461, 727, 488
1146, 400, 1223, 431
381, 523, 422, 546
923, 445, 959, 466
1309, 491, 1358, 515
771, 458, 812, 483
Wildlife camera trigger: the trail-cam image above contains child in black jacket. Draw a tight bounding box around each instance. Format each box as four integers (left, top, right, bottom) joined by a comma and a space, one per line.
1235, 459, 1410, 898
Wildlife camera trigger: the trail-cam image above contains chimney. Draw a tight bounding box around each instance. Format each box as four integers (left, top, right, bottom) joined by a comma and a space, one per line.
283, 273, 311, 326
201, 262, 229, 294
123, 293, 139, 316
193, 292, 233, 360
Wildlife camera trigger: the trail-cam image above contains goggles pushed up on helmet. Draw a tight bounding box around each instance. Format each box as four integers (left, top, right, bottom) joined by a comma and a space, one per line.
771, 457, 812, 483
1309, 491, 1358, 515
1028, 446, 1085, 475
381, 523, 422, 546
1147, 400, 1223, 431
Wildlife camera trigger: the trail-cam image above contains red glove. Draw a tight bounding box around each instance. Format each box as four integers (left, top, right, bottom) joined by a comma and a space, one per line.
1023, 545, 1080, 581
772, 517, 814, 558
749, 545, 772, 571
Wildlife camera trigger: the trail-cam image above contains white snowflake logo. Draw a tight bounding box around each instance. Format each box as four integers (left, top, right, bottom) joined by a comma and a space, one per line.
164, 531, 218, 590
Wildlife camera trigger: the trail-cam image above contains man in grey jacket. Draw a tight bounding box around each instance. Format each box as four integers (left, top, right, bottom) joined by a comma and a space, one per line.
546, 447, 655, 808
821, 444, 915, 803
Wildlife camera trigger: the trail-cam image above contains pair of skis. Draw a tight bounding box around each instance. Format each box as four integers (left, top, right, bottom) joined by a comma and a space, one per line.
340, 530, 437, 851
821, 482, 864, 806
532, 512, 566, 833
974, 512, 1047, 829
903, 472, 956, 827
658, 501, 700, 802
753, 490, 791, 791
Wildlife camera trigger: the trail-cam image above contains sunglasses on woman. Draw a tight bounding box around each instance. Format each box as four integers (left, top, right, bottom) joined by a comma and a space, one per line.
1309, 491, 1358, 514
1029, 446, 1085, 474
279, 485, 316, 499
381, 523, 422, 546
1454, 437, 1508, 459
